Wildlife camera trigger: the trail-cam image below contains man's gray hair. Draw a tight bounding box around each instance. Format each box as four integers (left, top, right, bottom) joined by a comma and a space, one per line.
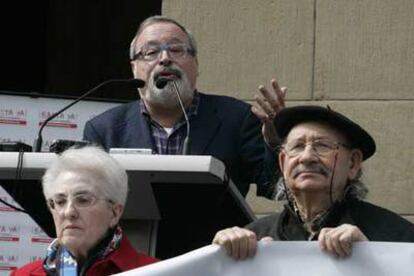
42, 146, 128, 206
343, 169, 368, 200
129, 15, 198, 60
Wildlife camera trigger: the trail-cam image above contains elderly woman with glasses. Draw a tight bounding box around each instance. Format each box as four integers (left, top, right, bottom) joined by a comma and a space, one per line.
213, 105, 414, 259
12, 146, 157, 275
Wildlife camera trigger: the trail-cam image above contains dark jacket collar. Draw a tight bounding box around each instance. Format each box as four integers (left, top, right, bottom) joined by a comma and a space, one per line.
278, 200, 355, 241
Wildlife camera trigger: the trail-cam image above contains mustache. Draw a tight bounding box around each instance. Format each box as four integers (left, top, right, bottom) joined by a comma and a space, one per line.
292, 163, 330, 178
153, 67, 182, 81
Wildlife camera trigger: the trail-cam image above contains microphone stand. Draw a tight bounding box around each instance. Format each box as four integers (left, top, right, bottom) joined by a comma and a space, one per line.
33, 78, 144, 152
172, 81, 191, 155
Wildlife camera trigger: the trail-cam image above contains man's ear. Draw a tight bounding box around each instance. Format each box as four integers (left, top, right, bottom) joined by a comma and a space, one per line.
195, 58, 199, 76
278, 151, 287, 178
348, 149, 363, 180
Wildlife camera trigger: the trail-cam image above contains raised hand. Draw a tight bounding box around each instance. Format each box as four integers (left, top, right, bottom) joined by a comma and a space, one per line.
251, 78, 287, 148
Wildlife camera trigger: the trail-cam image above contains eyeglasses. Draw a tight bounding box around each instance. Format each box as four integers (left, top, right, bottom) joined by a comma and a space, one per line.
131, 43, 195, 61
47, 193, 112, 212
281, 138, 350, 158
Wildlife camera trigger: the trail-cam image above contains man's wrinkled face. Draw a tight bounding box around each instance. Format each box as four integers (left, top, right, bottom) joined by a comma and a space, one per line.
130, 22, 198, 108
279, 122, 362, 201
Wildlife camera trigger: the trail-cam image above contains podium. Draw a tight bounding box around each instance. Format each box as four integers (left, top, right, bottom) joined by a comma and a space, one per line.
0, 152, 255, 259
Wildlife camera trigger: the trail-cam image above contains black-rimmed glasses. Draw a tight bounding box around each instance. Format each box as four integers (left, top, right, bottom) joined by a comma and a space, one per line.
281, 138, 350, 158
132, 43, 195, 61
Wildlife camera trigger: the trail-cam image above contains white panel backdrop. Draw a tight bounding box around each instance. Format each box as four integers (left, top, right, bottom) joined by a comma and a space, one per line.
0, 94, 120, 274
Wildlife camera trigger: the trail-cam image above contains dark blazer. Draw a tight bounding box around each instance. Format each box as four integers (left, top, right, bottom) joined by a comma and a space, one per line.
83, 92, 277, 198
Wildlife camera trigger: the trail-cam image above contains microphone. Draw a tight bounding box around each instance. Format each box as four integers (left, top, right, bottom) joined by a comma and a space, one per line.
33, 78, 145, 152
155, 78, 169, 89
155, 78, 191, 155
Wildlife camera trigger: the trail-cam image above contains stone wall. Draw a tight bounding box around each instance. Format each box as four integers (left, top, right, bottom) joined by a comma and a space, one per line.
163, 0, 414, 222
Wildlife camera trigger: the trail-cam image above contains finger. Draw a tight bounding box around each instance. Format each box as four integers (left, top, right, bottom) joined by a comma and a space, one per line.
212, 230, 233, 257
271, 78, 281, 93
350, 226, 369, 242
322, 230, 338, 257
336, 224, 367, 256
255, 93, 274, 119
240, 236, 272, 259
258, 80, 285, 114
342, 224, 368, 256
318, 228, 329, 251
251, 105, 268, 123
281, 86, 287, 97
260, 236, 274, 243
270, 79, 285, 111
329, 231, 348, 258
233, 227, 251, 259
212, 230, 225, 245
247, 234, 258, 258
259, 82, 278, 105
258, 85, 278, 115
213, 228, 234, 245
227, 227, 241, 259
332, 226, 352, 257
279, 86, 287, 105
238, 229, 257, 258
338, 233, 352, 257
324, 226, 352, 257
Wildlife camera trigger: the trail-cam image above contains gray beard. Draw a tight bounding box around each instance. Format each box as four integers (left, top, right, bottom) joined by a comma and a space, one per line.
143, 74, 194, 109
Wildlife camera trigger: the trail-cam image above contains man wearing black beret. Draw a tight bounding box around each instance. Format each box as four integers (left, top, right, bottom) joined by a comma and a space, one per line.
213, 105, 414, 258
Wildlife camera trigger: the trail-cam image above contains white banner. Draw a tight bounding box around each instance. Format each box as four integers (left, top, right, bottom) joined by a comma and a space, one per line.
115, 241, 414, 276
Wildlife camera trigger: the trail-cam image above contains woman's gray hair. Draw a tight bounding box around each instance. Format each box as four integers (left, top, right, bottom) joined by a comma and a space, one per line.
42, 146, 128, 206
129, 15, 198, 60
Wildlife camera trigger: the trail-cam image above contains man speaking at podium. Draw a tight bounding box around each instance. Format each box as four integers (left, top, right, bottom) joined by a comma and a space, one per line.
83, 15, 286, 199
